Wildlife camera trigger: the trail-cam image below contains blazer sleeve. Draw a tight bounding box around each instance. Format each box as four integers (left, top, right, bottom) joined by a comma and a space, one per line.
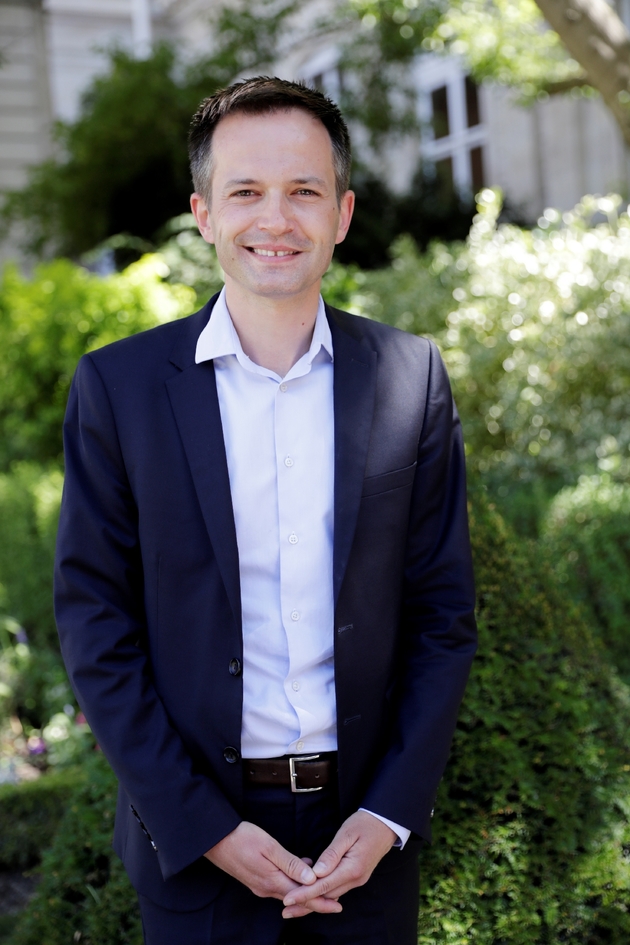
54, 354, 242, 880
360, 341, 478, 841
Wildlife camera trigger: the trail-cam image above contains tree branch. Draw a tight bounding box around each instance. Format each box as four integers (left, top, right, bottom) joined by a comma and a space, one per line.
544, 73, 590, 94
534, 0, 630, 145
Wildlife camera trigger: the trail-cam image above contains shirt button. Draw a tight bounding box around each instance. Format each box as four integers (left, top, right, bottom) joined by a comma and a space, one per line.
280, 383, 288, 392
288, 533, 298, 544
284, 456, 294, 467
296, 740, 305, 751
291, 610, 300, 621
292, 680, 300, 692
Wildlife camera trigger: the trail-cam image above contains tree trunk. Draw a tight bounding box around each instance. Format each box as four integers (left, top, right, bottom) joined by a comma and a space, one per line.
534, 0, 630, 146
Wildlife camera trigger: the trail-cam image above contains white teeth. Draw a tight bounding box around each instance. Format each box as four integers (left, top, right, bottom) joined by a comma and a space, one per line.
251, 248, 297, 256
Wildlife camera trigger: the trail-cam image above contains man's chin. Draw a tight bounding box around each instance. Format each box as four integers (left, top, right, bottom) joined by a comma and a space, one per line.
224, 271, 323, 302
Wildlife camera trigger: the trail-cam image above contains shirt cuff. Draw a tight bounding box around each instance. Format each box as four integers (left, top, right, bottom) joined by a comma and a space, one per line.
358, 808, 411, 849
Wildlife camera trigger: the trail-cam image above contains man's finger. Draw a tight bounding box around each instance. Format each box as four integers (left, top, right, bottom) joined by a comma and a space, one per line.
312, 833, 354, 878
266, 842, 317, 885
283, 895, 343, 919
284, 868, 355, 907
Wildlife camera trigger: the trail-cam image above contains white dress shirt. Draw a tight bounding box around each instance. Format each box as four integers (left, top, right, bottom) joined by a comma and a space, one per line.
195, 287, 409, 847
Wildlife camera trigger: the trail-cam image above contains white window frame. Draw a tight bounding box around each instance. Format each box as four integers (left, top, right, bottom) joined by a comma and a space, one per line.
414, 55, 487, 194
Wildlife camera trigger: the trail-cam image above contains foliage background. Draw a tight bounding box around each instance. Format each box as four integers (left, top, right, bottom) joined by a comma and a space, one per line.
1, 3, 630, 933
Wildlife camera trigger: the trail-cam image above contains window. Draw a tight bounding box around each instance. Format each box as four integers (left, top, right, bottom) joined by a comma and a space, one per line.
417, 59, 487, 196
431, 86, 450, 139
470, 146, 484, 191
436, 157, 454, 197
465, 76, 480, 128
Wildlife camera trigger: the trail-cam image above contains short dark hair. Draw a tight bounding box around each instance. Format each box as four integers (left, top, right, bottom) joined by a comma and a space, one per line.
188, 76, 352, 205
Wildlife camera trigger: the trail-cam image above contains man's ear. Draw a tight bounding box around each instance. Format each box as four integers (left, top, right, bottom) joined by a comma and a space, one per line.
190, 192, 215, 245
334, 190, 355, 245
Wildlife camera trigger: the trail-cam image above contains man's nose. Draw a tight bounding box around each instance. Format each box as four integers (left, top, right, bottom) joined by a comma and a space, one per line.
256, 194, 294, 234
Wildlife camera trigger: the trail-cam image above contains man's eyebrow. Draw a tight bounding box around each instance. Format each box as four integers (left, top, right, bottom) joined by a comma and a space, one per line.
224, 179, 257, 188
222, 177, 328, 188
291, 177, 327, 187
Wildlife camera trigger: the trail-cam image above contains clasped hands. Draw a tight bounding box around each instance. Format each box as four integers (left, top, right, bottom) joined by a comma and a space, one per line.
204, 810, 396, 918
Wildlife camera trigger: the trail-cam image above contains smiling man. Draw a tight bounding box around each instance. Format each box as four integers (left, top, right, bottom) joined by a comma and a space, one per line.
54, 77, 477, 945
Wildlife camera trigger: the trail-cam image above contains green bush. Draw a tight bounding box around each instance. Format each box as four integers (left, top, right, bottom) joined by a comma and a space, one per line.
0, 464, 62, 649
0, 46, 207, 258
417, 485, 630, 943
8, 757, 141, 945
8, 491, 630, 944
0, 256, 195, 468
0, 635, 71, 736
340, 191, 630, 532
543, 475, 630, 681
0, 767, 84, 870
437, 191, 630, 489
0, 463, 95, 743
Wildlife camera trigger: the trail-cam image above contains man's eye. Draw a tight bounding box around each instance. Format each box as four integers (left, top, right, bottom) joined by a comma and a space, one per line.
296, 189, 317, 196
232, 190, 256, 197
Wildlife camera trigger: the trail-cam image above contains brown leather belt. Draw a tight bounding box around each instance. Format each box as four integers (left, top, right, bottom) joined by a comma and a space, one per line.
244, 753, 336, 793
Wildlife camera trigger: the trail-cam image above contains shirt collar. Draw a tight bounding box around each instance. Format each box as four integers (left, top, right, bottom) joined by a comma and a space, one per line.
195, 287, 333, 374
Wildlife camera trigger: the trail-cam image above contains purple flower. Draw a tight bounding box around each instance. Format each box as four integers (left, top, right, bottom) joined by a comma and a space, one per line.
27, 737, 47, 755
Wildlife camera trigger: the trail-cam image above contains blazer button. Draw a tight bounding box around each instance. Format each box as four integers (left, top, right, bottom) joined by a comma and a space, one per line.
223, 746, 240, 764
228, 658, 242, 676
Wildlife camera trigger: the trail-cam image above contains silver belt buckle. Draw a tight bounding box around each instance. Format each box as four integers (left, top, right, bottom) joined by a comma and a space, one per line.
289, 754, 323, 793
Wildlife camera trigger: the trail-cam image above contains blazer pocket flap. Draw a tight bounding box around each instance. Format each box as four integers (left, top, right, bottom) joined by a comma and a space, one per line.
362, 461, 417, 497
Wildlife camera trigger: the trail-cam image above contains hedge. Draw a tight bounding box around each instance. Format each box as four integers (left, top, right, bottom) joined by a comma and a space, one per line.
7, 758, 141, 945
543, 476, 630, 682
0, 767, 84, 870
418, 486, 630, 943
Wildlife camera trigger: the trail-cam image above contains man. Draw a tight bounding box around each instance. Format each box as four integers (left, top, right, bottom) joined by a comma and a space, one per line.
54, 77, 477, 944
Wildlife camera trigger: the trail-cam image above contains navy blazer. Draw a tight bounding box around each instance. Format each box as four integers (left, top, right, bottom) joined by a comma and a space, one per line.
54, 296, 477, 910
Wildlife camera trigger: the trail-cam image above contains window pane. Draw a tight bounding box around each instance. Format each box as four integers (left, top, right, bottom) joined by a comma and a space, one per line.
465, 76, 480, 128
435, 156, 454, 199
470, 146, 484, 192
431, 86, 450, 139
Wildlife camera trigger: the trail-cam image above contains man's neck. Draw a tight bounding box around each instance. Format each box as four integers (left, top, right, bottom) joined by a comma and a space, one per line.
224, 281, 321, 378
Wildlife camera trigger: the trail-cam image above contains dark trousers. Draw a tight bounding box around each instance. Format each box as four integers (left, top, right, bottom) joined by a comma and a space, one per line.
138, 777, 420, 944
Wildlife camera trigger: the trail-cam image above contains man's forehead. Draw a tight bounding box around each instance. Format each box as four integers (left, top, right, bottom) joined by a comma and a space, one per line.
211, 108, 332, 152
210, 110, 336, 183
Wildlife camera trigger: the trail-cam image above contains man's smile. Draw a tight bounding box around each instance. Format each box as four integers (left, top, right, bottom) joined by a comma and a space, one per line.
246, 247, 301, 257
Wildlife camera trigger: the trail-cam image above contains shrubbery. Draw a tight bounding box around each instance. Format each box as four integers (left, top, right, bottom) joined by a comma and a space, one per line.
0, 464, 62, 649
0, 256, 195, 468
348, 191, 630, 533
0, 464, 80, 749
0, 767, 84, 870
543, 476, 630, 681
418, 486, 630, 943
8, 757, 141, 945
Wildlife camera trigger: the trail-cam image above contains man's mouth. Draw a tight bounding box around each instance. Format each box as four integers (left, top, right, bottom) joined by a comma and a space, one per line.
247, 248, 300, 257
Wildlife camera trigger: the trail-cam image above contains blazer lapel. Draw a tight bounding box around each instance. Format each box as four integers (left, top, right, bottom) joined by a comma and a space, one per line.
328, 307, 378, 606
165, 300, 242, 630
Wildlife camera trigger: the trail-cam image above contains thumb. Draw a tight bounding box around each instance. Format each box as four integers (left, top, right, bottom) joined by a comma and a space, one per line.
267, 841, 317, 885
313, 833, 353, 878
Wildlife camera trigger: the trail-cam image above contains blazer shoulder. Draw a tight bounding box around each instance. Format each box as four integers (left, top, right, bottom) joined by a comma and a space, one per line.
84, 297, 216, 377
326, 304, 435, 363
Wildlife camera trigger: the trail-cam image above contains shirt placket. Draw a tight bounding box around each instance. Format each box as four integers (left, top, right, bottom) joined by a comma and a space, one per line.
275, 371, 311, 754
